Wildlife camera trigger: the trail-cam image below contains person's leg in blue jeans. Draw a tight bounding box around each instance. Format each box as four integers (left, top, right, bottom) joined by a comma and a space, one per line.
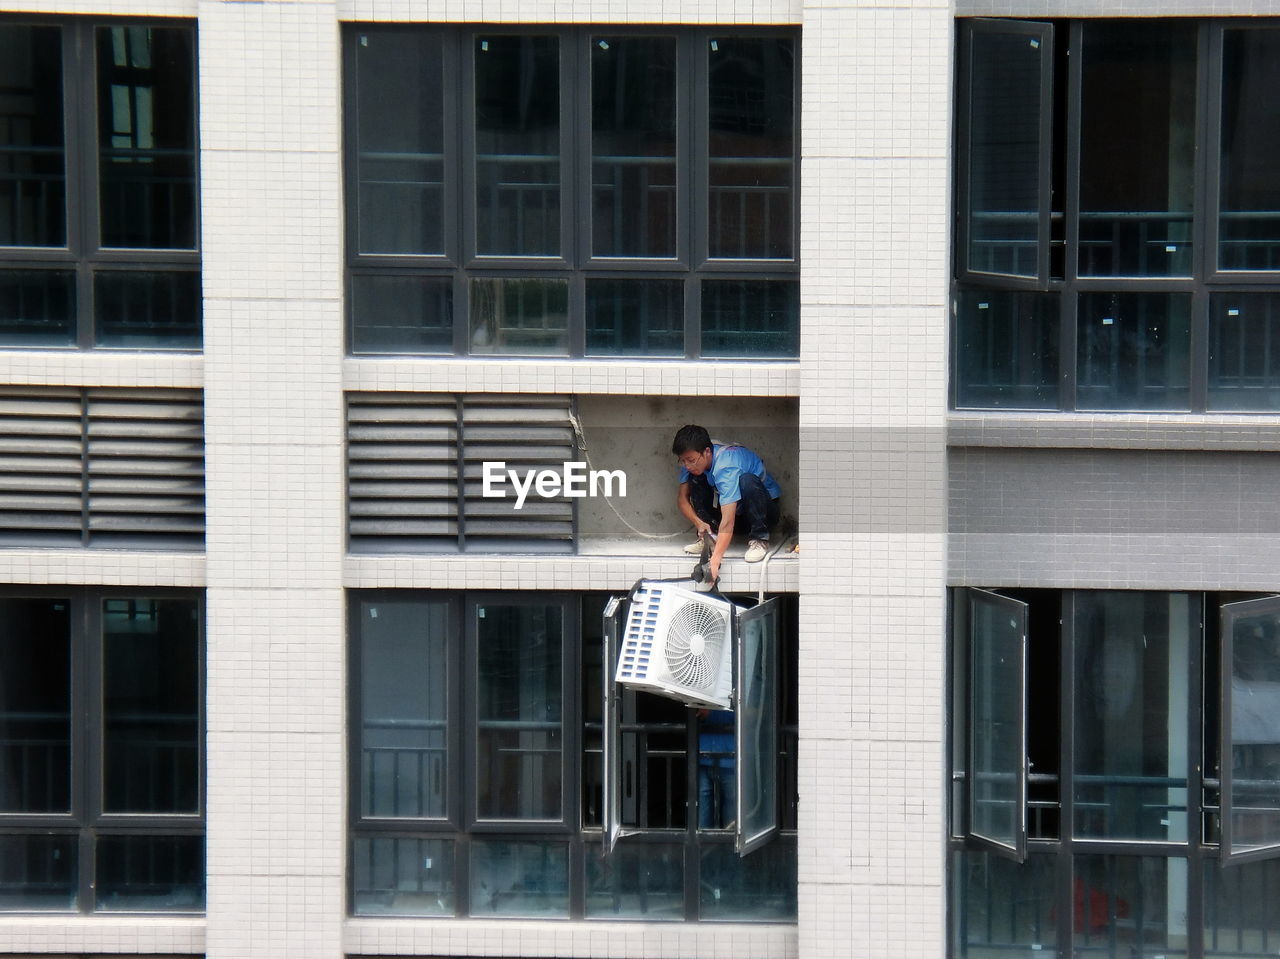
736, 473, 781, 542
686, 473, 721, 532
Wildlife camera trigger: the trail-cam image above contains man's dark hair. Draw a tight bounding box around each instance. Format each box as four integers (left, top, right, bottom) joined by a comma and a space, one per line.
672, 424, 712, 456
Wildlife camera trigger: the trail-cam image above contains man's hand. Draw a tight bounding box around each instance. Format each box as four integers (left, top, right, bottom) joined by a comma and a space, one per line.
695, 520, 714, 539
708, 554, 722, 581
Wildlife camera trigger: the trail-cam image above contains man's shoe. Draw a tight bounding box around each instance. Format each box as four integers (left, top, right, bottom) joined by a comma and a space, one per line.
744, 540, 768, 563
683, 540, 705, 555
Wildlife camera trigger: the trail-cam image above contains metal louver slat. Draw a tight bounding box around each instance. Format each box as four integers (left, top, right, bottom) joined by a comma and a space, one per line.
346, 392, 576, 553
347, 394, 459, 551
461, 394, 574, 549
0, 388, 84, 544
84, 389, 205, 546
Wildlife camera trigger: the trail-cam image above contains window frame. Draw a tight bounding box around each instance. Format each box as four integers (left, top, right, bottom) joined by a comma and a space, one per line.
946, 587, 1280, 958
958, 587, 1029, 862
0, 586, 205, 914
350, 589, 799, 921
342, 24, 801, 360
951, 18, 1280, 413
0, 16, 201, 351
1218, 593, 1280, 867
956, 18, 1056, 289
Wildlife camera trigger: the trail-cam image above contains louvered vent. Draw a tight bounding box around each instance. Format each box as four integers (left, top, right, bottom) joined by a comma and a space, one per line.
0, 387, 204, 548
347, 393, 575, 553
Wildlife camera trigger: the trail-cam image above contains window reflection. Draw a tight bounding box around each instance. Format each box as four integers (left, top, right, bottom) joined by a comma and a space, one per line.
1073, 593, 1192, 843
1221, 30, 1280, 271
0, 25, 65, 248
1076, 292, 1190, 411
1078, 22, 1196, 278
95, 26, 197, 251
475, 603, 564, 821
708, 37, 794, 260
474, 36, 560, 257
102, 597, 200, 814
592, 37, 677, 259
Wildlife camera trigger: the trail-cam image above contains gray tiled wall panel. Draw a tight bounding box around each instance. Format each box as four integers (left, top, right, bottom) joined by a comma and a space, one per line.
950, 447, 1280, 590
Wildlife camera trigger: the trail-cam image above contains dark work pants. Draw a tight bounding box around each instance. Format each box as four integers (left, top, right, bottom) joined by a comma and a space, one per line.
687, 472, 780, 542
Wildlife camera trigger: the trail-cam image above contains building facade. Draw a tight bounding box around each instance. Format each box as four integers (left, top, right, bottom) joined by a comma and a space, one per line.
1, 0, 1278, 958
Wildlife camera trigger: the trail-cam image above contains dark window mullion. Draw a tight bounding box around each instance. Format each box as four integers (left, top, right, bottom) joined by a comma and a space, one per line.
65, 25, 99, 349
1060, 287, 1077, 410
1063, 22, 1082, 288
1190, 287, 1210, 412
1057, 592, 1076, 956
691, 31, 710, 271
459, 30, 479, 269
444, 29, 462, 270
685, 273, 700, 359
82, 593, 105, 913
683, 708, 699, 920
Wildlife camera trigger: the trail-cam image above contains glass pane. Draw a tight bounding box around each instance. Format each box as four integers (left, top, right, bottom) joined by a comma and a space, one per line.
1220, 30, 1280, 271
1072, 855, 1188, 958
1073, 592, 1191, 842
737, 600, 778, 850
952, 850, 1057, 956
708, 36, 794, 260
94, 270, 201, 348
1208, 293, 1280, 411
95, 835, 204, 911
585, 278, 683, 356
1076, 292, 1191, 411
475, 603, 563, 820
955, 289, 1059, 409
969, 590, 1026, 855
0, 25, 65, 247
474, 35, 560, 257
102, 597, 199, 814
359, 599, 449, 819
0, 834, 76, 910
698, 835, 796, 921
0, 597, 70, 812
469, 277, 568, 355
354, 30, 445, 255
701, 279, 797, 358
469, 839, 568, 917
699, 709, 734, 830
965, 25, 1048, 278
353, 836, 454, 916
1204, 857, 1280, 957
0, 269, 74, 346
351, 274, 452, 354
585, 842, 684, 919
592, 36, 677, 258
1224, 601, 1280, 859
96, 26, 197, 250
1078, 22, 1196, 278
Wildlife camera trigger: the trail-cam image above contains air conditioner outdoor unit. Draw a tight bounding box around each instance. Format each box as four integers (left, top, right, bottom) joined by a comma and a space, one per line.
615, 580, 737, 709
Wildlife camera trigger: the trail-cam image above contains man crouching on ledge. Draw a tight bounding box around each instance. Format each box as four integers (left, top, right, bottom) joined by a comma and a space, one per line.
672, 424, 782, 582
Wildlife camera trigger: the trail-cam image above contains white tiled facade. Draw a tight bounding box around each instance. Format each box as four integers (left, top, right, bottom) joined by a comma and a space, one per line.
12, 0, 1280, 957
24, 0, 948, 954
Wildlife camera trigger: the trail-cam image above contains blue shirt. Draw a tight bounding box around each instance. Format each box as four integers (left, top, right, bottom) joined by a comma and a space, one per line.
678, 443, 781, 506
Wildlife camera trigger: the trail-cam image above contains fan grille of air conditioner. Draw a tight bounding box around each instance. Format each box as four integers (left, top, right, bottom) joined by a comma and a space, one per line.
616, 581, 735, 708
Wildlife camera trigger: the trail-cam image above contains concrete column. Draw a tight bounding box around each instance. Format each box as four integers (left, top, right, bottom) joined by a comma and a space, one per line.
199, 3, 347, 957
797, 2, 952, 956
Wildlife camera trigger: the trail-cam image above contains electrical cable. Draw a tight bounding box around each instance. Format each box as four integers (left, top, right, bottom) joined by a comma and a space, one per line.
569, 408, 691, 540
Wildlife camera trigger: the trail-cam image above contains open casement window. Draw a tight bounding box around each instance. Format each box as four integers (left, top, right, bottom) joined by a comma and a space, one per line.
958, 19, 1055, 287
601, 591, 782, 858
963, 587, 1029, 862
601, 594, 638, 855
735, 597, 781, 855
1220, 595, 1280, 866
